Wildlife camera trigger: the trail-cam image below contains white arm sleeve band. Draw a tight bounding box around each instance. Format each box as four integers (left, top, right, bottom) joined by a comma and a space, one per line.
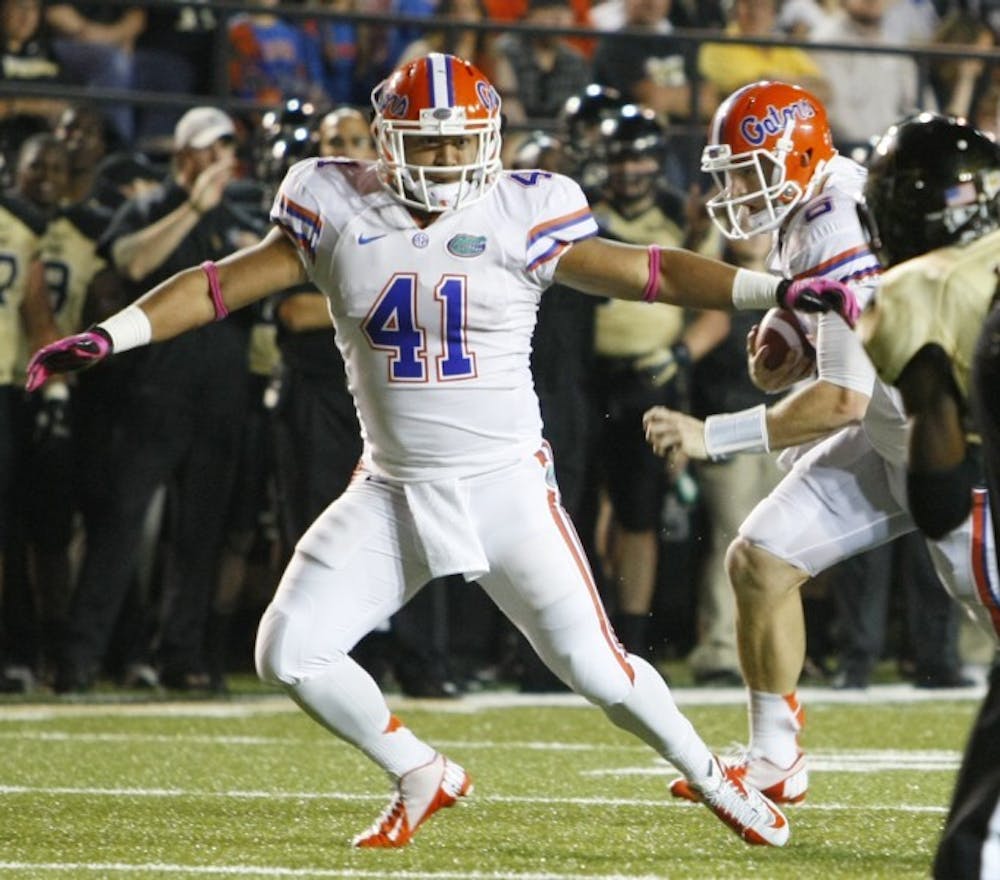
815, 312, 875, 396
704, 403, 770, 459
98, 305, 152, 353
732, 269, 781, 310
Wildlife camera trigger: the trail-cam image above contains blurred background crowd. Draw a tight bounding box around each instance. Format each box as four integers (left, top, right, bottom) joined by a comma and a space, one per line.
1, 0, 998, 697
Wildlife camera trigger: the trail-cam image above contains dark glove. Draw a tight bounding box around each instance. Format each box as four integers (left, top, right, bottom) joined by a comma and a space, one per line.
634, 342, 692, 389
26, 327, 112, 392
33, 391, 72, 448
778, 278, 860, 328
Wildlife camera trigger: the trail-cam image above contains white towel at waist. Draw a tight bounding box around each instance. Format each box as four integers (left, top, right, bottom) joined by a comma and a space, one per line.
403, 479, 490, 581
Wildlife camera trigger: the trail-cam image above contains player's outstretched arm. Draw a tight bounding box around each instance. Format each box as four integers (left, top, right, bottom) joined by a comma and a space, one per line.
554, 238, 747, 310
134, 229, 305, 341
26, 229, 306, 391
553, 238, 861, 321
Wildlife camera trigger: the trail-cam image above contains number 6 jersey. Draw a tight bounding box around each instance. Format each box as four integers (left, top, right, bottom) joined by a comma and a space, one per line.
271, 158, 598, 482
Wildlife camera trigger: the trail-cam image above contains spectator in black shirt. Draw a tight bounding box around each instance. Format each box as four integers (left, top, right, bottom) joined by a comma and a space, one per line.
54, 107, 265, 692
130, 4, 219, 144
591, 0, 716, 123
496, 0, 593, 121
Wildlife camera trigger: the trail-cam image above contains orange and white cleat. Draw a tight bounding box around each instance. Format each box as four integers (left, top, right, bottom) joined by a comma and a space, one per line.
671, 748, 808, 805
693, 756, 790, 847
352, 754, 472, 848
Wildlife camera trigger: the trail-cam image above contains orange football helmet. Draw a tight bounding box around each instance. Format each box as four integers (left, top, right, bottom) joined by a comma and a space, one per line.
371, 52, 503, 213
702, 81, 836, 239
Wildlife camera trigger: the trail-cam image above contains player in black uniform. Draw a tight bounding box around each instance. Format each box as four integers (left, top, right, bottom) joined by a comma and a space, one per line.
589, 105, 724, 659
858, 113, 1000, 880
0, 133, 55, 689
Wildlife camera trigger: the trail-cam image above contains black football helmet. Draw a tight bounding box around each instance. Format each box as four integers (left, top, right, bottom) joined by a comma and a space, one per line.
511, 130, 569, 173
599, 105, 669, 206
560, 84, 625, 156
255, 97, 318, 188
559, 84, 625, 192
601, 104, 667, 162
863, 112, 1000, 268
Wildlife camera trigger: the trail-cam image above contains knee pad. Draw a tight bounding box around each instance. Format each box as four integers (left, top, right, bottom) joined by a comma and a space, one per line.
254, 603, 291, 685
255, 599, 352, 686
562, 644, 634, 707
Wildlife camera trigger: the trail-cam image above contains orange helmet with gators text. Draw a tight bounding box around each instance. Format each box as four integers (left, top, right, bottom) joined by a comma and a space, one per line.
371, 52, 503, 213
701, 80, 836, 239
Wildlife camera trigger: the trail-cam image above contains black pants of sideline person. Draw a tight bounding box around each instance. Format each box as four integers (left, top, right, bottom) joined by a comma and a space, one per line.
56, 384, 244, 691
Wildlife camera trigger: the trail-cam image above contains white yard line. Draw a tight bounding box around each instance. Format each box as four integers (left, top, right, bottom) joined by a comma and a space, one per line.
0, 782, 950, 812
0, 729, 968, 772
0, 865, 671, 879
0, 731, 294, 745
0, 681, 986, 721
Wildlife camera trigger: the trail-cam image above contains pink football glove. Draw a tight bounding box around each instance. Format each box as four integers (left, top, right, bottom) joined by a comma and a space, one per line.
779, 277, 861, 328
25, 327, 112, 392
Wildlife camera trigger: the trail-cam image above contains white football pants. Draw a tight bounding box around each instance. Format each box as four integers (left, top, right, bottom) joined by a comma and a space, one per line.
255, 447, 711, 779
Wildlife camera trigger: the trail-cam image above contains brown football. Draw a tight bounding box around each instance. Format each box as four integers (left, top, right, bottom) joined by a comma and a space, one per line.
756, 307, 816, 370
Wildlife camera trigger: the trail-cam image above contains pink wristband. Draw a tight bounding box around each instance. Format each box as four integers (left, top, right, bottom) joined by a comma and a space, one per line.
200, 260, 228, 321
642, 245, 661, 303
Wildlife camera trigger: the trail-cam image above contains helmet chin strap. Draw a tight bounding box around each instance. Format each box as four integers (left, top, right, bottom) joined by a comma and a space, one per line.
744, 205, 780, 233
402, 168, 482, 211
423, 180, 468, 209
743, 173, 806, 235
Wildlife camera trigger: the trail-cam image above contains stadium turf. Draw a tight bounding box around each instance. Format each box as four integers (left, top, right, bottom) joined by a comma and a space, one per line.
0, 678, 981, 879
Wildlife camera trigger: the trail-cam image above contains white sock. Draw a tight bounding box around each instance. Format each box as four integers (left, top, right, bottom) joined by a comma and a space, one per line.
748, 690, 804, 767
603, 654, 715, 781
289, 659, 436, 778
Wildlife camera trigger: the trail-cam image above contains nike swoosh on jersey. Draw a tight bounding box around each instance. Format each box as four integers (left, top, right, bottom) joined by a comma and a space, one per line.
358, 232, 387, 245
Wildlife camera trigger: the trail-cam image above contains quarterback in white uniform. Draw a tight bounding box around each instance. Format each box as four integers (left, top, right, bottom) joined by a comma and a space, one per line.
26, 55, 857, 851
644, 81, 1000, 810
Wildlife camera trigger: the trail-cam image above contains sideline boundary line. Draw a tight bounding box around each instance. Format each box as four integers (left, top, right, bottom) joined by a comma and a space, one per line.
0, 682, 986, 721
0, 864, 673, 879
0, 782, 951, 812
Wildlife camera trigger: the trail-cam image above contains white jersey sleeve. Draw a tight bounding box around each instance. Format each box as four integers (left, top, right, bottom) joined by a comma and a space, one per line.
270, 156, 385, 281
778, 188, 882, 306
772, 160, 909, 467
520, 170, 599, 284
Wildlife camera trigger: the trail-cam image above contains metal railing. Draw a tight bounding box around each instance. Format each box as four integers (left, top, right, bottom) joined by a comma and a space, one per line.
3, 0, 998, 152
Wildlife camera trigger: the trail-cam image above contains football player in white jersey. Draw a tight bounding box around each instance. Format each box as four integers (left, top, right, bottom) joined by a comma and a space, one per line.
25, 55, 853, 851
643, 81, 1000, 810
857, 114, 1000, 879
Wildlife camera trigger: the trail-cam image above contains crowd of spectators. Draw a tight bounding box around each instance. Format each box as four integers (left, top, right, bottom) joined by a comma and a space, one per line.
1, 0, 998, 696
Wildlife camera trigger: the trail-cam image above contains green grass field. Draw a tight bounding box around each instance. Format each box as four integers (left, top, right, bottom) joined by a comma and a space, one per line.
0, 679, 983, 880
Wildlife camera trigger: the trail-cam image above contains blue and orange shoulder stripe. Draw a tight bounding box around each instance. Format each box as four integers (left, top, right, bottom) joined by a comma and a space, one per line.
526, 206, 598, 271
277, 194, 323, 262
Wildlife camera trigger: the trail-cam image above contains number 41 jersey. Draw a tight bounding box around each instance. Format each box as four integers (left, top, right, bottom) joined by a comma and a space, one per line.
272, 158, 598, 482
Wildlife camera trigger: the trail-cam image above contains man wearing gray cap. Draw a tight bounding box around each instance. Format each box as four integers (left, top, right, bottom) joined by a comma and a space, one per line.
52, 106, 266, 694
